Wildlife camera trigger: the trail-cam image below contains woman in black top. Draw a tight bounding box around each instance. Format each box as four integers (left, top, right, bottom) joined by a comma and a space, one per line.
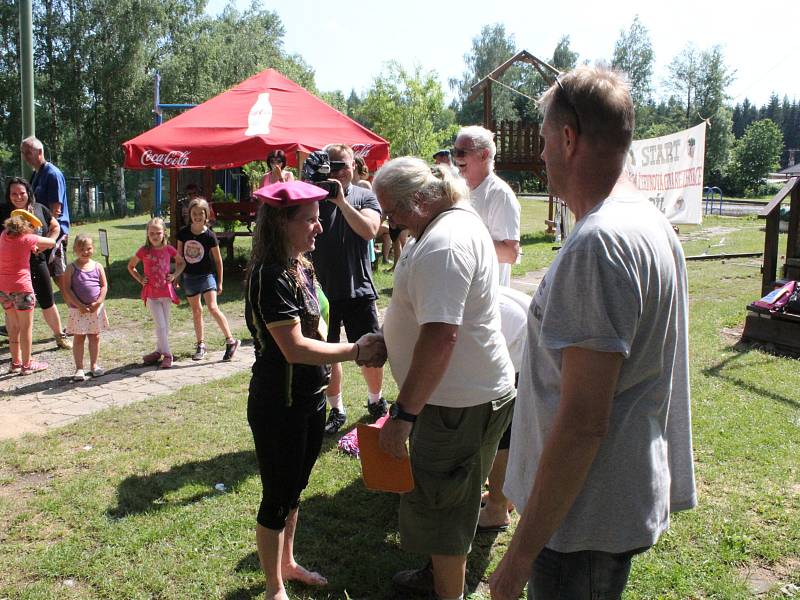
245, 180, 384, 600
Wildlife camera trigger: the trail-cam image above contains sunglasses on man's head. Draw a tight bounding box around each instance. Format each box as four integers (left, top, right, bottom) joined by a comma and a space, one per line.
555, 76, 582, 135
329, 161, 349, 171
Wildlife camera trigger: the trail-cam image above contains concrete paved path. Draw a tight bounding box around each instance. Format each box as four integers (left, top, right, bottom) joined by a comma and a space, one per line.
0, 346, 254, 440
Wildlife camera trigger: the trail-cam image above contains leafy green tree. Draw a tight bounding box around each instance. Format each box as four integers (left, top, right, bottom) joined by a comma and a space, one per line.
356, 62, 457, 159
1, 0, 316, 214
346, 89, 363, 118
449, 24, 518, 126
319, 90, 347, 113
732, 98, 759, 138
611, 15, 654, 106
666, 44, 702, 125
0, 140, 12, 184
726, 119, 784, 195
760, 93, 782, 124
0, 2, 21, 175
551, 35, 579, 72
159, 4, 315, 104
695, 47, 735, 184
665, 44, 734, 185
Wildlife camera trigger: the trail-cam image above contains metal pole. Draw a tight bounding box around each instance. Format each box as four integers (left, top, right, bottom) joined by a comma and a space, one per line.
154, 113, 163, 216
153, 72, 163, 216
19, 0, 35, 174
150, 71, 196, 216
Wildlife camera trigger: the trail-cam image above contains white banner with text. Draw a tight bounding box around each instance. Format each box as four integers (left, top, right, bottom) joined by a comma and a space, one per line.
625, 122, 706, 224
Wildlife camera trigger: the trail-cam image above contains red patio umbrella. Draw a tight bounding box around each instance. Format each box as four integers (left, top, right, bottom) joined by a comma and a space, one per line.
122, 68, 389, 171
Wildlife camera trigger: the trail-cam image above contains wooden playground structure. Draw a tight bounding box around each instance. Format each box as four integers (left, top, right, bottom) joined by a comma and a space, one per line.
467, 50, 564, 235
742, 176, 800, 353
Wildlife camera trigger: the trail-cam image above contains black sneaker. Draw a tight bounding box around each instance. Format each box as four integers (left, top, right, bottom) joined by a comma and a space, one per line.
324, 407, 346, 435
367, 397, 388, 420
222, 339, 240, 362
392, 561, 434, 595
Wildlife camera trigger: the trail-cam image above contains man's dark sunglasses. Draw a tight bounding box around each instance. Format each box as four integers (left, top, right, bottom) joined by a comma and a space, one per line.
555, 76, 582, 135
450, 147, 475, 158
329, 161, 349, 171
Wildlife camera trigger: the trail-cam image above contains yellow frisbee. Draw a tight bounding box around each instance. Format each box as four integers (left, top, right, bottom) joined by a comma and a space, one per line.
10, 208, 43, 229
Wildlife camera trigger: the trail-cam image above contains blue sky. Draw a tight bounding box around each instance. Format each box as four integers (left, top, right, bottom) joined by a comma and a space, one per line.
206, 0, 800, 108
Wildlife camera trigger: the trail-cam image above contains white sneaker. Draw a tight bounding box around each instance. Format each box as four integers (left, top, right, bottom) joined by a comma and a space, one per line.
90, 366, 105, 377
73, 369, 87, 382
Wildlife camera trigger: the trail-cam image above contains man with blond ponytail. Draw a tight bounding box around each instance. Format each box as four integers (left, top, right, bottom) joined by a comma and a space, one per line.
372, 159, 515, 600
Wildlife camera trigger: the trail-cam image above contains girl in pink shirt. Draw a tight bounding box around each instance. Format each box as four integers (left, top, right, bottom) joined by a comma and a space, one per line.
0, 212, 56, 374
127, 218, 183, 369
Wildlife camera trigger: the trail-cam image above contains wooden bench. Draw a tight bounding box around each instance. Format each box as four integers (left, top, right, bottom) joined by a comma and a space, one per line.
742, 302, 800, 355
211, 201, 258, 261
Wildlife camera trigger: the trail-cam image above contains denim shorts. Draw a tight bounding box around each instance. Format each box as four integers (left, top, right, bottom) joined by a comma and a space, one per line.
529, 545, 650, 600
182, 272, 217, 297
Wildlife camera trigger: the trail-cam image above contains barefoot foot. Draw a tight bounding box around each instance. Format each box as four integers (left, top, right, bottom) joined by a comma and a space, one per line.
478, 503, 511, 530
265, 586, 289, 600
282, 562, 328, 587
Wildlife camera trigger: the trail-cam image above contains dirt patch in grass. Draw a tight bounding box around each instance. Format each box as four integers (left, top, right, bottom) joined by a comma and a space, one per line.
740, 558, 800, 595
0, 470, 54, 499
679, 226, 744, 242
721, 326, 745, 343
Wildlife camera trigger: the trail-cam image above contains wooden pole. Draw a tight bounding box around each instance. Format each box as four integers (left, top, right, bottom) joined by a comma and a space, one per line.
546, 194, 556, 235
169, 170, 178, 245
762, 210, 780, 296
483, 86, 492, 130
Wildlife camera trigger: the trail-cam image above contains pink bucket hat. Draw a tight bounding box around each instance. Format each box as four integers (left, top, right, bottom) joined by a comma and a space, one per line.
253, 181, 327, 208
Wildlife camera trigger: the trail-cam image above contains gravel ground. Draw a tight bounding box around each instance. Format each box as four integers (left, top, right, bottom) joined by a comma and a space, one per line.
0, 331, 79, 396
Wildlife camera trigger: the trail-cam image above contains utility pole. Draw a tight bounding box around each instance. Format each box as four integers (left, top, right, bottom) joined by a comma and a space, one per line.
19, 0, 35, 175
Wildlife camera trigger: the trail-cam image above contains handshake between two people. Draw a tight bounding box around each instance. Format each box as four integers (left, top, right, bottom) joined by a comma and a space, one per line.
353, 332, 387, 368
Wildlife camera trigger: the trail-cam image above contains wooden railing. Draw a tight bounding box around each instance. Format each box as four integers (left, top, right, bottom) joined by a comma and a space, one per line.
758, 177, 799, 295
493, 120, 542, 170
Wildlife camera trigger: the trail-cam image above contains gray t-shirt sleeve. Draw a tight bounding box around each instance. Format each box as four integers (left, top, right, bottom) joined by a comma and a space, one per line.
539, 238, 640, 357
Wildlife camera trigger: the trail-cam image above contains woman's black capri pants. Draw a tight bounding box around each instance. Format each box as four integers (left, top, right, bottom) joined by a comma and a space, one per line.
30, 258, 55, 310
247, 381, 326, 530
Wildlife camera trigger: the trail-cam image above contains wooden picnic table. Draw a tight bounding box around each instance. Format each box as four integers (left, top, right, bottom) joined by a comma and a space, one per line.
211, 200, 259, 261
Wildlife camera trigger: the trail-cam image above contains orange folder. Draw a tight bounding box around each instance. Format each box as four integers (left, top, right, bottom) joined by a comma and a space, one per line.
357, 422, 414, 493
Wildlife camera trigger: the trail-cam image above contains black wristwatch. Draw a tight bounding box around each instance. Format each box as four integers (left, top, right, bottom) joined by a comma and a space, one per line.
389, 402, 417, 423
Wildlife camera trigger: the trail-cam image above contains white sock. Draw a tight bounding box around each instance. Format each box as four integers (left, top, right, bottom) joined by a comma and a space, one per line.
327, 393, 344, 412
367, 390, 383, 404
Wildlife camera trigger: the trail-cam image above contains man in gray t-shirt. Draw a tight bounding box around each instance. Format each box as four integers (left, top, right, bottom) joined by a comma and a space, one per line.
490, 66, 696, 600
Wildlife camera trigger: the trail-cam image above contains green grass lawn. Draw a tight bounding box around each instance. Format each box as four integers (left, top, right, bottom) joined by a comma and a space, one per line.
2, 205, 799, 599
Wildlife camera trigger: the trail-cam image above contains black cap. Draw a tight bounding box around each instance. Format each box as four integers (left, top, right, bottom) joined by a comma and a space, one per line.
433, 149, 450, 158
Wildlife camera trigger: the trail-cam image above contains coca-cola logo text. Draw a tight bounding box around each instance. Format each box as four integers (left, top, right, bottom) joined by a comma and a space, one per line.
351, 143, 374, 158
140, 149, 191, 167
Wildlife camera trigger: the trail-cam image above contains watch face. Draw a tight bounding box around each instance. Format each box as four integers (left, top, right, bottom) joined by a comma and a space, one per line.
389, 403, 399, 418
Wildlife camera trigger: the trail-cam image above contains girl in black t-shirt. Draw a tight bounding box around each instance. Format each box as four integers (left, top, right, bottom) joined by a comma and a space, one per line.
176, 198, 239, 362
245, 181, 384, 599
